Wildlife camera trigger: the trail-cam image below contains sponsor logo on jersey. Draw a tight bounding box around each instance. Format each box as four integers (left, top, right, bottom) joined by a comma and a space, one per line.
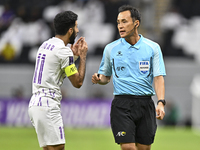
139, 61, 149, 74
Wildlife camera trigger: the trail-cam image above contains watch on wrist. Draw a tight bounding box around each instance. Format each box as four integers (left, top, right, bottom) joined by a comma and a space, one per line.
157, 99, 166, 106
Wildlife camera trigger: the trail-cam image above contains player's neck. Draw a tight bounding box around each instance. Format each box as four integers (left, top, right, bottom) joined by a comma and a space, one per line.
55, 35, 69, 46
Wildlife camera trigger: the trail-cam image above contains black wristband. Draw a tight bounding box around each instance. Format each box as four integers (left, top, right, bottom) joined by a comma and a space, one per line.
157, 99, 166, 106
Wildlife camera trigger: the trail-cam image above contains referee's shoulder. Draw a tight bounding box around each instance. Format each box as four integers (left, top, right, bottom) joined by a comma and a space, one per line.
105, 38, 122, 49
143, 36, 160, 49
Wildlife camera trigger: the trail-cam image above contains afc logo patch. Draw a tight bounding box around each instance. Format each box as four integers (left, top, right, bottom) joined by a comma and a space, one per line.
116, 131, 126, 137
139, 61, 149, 74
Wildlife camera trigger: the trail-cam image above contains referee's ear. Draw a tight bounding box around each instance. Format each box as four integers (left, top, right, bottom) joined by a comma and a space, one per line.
134, 20, 140, 28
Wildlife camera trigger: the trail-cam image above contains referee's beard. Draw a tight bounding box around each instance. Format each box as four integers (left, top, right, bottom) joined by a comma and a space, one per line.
69, 29, 76, 44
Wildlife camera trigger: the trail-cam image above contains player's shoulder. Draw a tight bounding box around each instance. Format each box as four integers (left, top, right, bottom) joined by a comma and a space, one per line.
48, 37, 66, 48
48, 37, 71, 51
40, 37, 72, 58
56, 46, 72, 58
39, 37, 64, 50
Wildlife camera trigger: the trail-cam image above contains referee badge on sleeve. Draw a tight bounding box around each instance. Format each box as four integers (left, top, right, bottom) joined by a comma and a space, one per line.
139, 61, 149, 74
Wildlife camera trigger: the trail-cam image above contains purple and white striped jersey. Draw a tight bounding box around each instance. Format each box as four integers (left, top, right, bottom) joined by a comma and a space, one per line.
30, 37, 74, 105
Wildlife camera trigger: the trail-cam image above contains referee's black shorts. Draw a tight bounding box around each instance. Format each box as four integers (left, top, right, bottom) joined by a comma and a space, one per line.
110, 95, 157, 145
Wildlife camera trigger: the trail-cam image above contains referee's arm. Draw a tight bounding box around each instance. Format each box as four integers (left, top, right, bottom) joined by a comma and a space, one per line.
154, 75, 165, 120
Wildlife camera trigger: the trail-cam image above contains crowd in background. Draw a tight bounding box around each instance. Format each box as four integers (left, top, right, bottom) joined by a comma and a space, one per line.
1, 0, 200, 64
0, 0, 157, 64
160, 0, 200, 62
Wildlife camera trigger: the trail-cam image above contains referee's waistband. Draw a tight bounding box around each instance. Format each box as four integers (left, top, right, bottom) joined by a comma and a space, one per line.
114, 95, 151, 99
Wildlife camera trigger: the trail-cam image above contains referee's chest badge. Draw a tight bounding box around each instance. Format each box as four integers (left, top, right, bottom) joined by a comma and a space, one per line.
139, 61, 149, 74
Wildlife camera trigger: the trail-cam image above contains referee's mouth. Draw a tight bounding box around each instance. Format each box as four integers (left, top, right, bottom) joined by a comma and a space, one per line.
119, 30, 126, 35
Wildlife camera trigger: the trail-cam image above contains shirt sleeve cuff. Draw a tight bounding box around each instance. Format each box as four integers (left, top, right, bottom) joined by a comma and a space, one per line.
74, 55, 79, 62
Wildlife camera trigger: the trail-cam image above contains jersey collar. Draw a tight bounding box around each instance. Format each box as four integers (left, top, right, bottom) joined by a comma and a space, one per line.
121, 34, 143, 50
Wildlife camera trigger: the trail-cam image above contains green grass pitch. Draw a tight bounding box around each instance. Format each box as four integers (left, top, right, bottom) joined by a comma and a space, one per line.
0, 126, 200, 150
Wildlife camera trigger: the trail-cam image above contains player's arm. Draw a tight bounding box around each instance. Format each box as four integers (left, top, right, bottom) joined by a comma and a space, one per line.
66, 38, 88, 88
67, 58, 86, 88
154, 75, 165, 120
92, 73, 111, 85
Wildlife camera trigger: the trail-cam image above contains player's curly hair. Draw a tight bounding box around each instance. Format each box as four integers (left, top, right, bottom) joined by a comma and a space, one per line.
118, 5, 141, 23
53, 11, 78, 35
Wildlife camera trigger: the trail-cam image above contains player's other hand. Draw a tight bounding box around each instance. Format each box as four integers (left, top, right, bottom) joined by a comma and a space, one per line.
156, 103, 165, 120
92, 73, 100, 84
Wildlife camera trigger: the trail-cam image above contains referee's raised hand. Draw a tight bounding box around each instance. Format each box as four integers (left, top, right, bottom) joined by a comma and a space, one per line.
92, 73, 100, 84
92, 74, 111, 85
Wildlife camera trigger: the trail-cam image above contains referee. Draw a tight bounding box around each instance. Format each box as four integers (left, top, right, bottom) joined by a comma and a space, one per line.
92, 5, 166, 150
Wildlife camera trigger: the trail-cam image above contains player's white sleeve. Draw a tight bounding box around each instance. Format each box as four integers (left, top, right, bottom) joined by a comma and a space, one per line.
56, 47, 74, 69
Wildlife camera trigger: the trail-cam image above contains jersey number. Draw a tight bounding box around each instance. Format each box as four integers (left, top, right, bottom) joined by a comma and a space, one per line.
33, 53, 46, 84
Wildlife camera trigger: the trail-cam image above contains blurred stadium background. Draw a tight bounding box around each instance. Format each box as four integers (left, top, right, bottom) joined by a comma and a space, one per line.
1, 0, 200, 149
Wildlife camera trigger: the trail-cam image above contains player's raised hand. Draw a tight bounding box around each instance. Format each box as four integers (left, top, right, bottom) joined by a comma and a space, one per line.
70, 37, 84, 56
78, 37, 88, 59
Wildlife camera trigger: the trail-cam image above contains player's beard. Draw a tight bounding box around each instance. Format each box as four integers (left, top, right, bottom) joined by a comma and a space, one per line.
69, 29, 76, 44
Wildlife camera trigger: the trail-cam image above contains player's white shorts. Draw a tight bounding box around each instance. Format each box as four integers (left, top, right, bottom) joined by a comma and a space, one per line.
28, 96, 65, 147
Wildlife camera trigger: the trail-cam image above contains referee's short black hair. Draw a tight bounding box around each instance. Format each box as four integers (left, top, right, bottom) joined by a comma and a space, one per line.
118, 5, 141, 23
53, 11, 78, 36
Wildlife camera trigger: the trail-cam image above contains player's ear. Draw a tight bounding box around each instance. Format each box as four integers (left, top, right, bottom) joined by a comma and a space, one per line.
68, 28, 73, 35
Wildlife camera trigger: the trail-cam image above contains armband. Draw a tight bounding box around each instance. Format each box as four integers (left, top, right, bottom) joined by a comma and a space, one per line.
65, 64, 78, 77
